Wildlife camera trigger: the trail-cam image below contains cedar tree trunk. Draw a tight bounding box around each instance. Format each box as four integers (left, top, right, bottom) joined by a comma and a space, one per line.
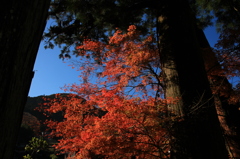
0, 0, 50, 158
196, 27, 240, 158
157, 0, 228, 158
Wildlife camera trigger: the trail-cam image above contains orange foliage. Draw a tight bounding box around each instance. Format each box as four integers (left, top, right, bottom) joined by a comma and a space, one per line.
39, 26, 173, 158
75, 25, 160, 94
41, 93, 171, 158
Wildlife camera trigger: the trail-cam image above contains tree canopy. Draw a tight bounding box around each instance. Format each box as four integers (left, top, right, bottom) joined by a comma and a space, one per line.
39, 0, 240, 158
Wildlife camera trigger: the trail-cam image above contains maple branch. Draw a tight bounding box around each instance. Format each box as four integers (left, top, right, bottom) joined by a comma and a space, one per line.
119, 127, 169, 158
143, 64, 164, 99
188, 91, 215, 115
122, 111, 170, 158
131, 132, 170, 158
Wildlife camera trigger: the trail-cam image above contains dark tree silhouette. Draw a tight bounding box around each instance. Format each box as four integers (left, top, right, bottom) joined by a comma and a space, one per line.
0, 0, 50, 158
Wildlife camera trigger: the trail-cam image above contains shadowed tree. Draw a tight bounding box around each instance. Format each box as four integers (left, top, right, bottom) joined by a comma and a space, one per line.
196, 27, 240, 158
193, 0, 240, 157
0, 0, 50, 158
156, 1, 227, 158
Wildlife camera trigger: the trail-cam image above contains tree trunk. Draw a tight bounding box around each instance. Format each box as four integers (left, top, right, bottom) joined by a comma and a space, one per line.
0, 0, 50, 158
157, 0, 228, 158
196, 27, 240, 158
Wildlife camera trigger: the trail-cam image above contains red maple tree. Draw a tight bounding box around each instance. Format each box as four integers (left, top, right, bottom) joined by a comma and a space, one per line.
39, 26, 175, 158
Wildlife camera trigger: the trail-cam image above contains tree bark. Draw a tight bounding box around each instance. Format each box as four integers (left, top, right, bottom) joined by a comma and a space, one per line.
0, 0, 50, 158
196, 27, 240, 158
157, 0, 228, 158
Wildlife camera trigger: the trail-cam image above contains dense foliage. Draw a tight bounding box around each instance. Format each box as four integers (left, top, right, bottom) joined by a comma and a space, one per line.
40, 27, 174, 158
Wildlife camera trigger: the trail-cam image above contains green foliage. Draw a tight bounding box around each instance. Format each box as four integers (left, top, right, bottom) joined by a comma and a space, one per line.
44, 0, 154, 58
23, 154, 33, 159
194, 0, 240, 31
25, 137, 48, 153
24, 137, 49, 159
44, 0, 240, 59
44, 0, 222, 59
49, 154, 59, 159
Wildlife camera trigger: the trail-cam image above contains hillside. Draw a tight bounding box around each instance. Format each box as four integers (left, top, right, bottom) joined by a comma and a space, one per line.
15, 94, 69, 159
24, 93, 70, 123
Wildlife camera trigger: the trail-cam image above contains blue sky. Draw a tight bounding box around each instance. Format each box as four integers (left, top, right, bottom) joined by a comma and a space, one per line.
28, 23, 220, 97
28, 44, 79, 97
28, 20, 81, 97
